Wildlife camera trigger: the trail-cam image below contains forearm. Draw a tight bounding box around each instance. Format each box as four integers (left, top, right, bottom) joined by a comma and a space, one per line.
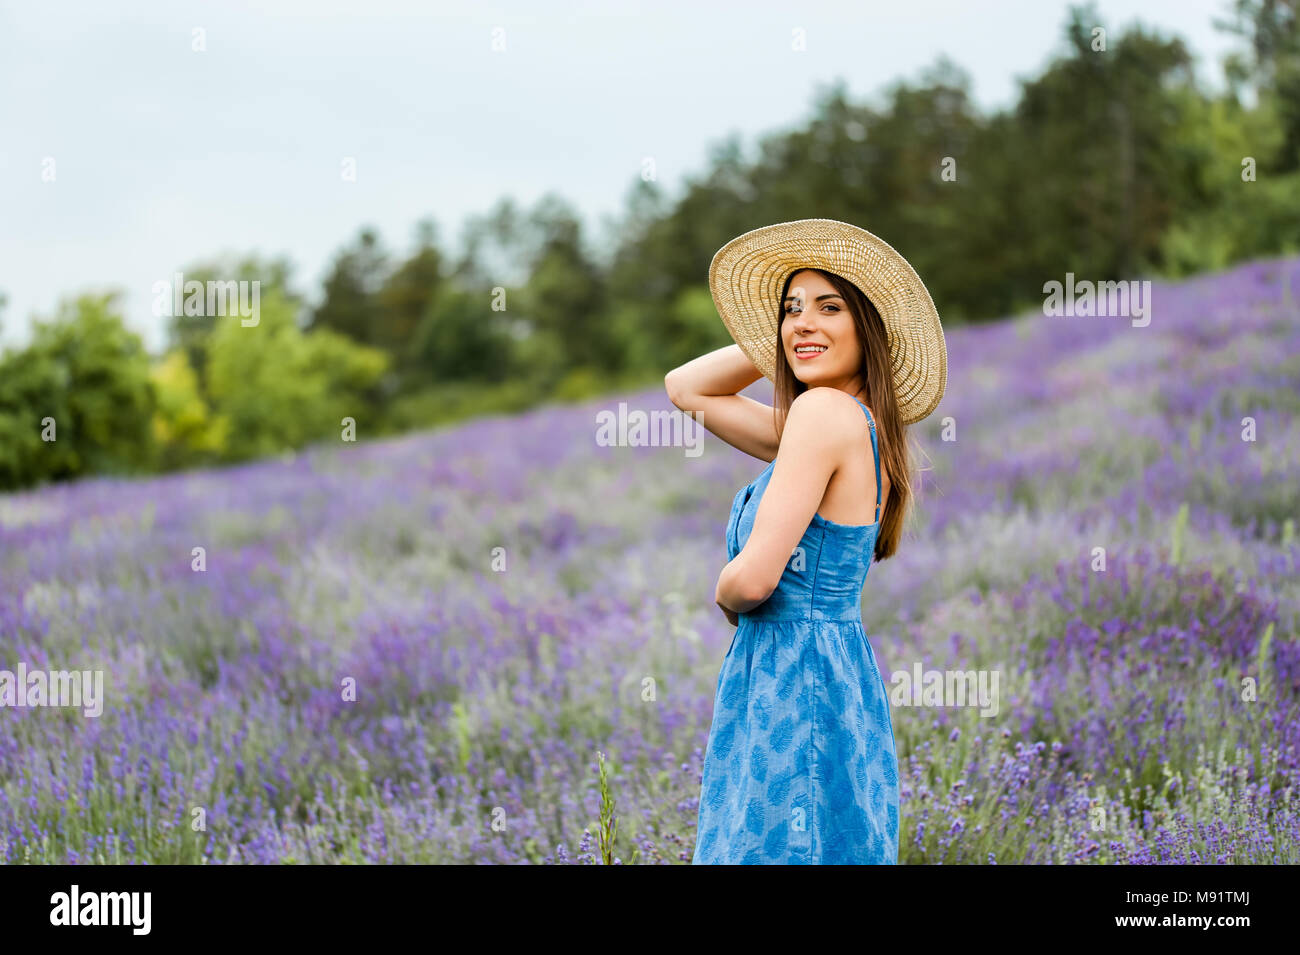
714, 553, 773, 614
665, 344, 761, 406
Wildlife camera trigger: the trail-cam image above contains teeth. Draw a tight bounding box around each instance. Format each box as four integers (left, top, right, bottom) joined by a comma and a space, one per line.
795, 345, 827, 353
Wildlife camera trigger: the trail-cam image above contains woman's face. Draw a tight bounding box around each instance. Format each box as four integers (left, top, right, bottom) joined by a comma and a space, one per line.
780, 269, 863, 391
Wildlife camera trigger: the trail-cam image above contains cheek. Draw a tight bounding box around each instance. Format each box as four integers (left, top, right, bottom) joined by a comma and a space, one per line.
834, 325, 857, 356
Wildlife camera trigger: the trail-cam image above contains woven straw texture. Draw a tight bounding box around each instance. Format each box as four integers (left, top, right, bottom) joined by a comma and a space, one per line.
708, 218, 947, 425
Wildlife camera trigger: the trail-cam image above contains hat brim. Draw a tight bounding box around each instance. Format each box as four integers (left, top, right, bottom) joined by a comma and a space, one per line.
708, 218, 947, 425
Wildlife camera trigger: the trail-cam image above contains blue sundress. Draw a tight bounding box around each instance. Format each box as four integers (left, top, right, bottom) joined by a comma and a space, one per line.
693, 395, 899, 864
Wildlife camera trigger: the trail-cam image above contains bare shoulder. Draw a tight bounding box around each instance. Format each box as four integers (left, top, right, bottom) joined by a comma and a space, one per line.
789, 386, 861, 413
785, 388, 867, 449
789, 387, 867, 421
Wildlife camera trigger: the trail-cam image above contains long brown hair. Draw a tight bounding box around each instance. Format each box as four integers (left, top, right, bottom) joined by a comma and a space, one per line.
771, 267, 917, 562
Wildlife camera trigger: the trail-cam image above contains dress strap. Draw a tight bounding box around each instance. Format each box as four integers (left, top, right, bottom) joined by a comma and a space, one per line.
852, 397, 883, 526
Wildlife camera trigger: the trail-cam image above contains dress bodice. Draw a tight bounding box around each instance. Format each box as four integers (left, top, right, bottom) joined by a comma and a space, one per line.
725, 396, 881, 623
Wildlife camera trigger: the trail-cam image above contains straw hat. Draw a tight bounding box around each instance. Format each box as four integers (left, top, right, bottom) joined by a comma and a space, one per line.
708, 218, 947, 425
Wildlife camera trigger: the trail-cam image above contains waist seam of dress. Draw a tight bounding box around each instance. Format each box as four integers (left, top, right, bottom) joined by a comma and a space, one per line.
741, 609, 866, 622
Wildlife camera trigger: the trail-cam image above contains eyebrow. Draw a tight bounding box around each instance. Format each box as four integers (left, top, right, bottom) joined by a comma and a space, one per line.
783, 293, 844, 303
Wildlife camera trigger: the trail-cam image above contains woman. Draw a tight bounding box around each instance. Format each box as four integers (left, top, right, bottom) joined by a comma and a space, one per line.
665, 219, 947, 864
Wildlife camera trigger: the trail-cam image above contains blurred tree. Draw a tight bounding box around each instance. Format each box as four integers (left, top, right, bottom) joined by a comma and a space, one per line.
376, 218, 446, 383
149, 349, 229, 470
614, 283, 731, 375
521, 197, 615, 381
409, 284, 513, 386
0, 293, 155, 489
308, 227, 390, 346
993, 5, 1201, 280
452, 198, 534, 290
1158, 77, 1296, 273
164, 253, 300, 396
207, 290, 389, 461
435, 195, 616, 392
1217, 0, 1300, 171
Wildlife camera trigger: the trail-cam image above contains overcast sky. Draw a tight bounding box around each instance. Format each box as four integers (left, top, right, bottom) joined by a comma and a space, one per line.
1, 0, 1244, 352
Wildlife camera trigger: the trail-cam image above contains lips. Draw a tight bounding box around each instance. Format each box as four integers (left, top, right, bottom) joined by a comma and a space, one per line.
793, 343, 828, 360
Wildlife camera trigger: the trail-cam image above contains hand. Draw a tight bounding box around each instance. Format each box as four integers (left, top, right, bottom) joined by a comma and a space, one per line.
718, 601, 739, 627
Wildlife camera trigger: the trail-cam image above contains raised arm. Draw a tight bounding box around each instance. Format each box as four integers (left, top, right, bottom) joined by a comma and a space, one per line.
664, 344, 780, 462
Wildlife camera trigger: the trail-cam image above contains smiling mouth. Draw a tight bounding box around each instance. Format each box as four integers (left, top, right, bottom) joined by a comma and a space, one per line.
794, 344, 828, 358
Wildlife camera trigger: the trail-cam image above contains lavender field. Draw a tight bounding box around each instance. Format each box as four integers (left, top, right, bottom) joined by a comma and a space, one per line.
2, 256, 1299, 864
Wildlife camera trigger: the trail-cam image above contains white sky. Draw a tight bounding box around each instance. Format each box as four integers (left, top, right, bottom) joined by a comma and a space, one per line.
1, 0, 1245, 352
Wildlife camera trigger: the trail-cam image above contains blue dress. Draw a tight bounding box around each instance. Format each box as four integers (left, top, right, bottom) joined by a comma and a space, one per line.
693, 396, 899, 864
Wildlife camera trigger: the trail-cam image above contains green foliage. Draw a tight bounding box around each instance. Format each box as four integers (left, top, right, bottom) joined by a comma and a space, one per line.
1162, 169, 1300, 273
409, 285, 514, 387
308, 227, 389, 346
595, 750, 619, 865
1170, 501, 1190, 565
612, 284, 732, 377
376, 222, 445, 371
0, 293, 155, 489
522, 223, 615, 373
205, 291, 389, 461
163, 253, 302, 396
1256, 621, 1275, 699
1217, 0, 1300, 172
149, 349, 229, 469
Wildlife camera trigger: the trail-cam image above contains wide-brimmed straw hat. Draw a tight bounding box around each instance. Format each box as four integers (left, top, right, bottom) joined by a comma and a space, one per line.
708, 218, 947, 425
